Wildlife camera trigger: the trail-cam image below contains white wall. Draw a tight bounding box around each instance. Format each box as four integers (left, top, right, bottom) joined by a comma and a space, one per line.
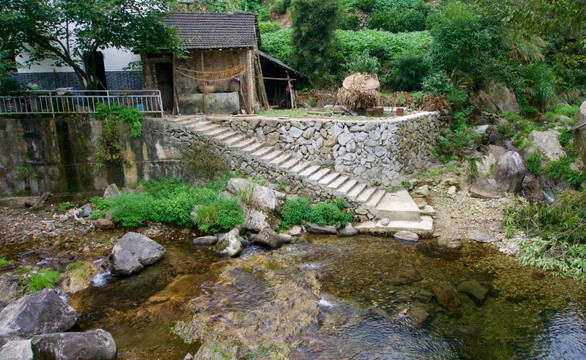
16, 48, 141, 73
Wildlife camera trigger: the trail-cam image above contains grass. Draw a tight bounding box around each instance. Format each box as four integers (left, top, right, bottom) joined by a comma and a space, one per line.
17, 266, 60, 293
0, 257, 9, 269
281, 197, 353, 229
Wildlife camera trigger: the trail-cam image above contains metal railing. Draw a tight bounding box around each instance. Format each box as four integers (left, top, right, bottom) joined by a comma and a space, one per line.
0, 90, 164, 117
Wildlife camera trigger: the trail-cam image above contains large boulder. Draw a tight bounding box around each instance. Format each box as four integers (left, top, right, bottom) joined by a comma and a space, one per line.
110, 232, 165, 276
457, 280, 492, 306
0, 340, 33, 360
31, 329, 116, 360
253, 228, 289, 249
226, 178, 285, 231
102, 184, 120, 200
0, 289, 78, 346
493, 150, 527, 193
470, 146, 526, 198
304, 222, 337, 235
471, 83, 519, 114
214, 228, 243, 258
528, 130, 566, 163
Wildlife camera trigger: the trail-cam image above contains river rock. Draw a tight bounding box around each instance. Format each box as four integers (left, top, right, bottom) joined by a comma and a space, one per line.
110, 232, 165, 276
389, 303, 429, 329
103, 184, 120, 200
431, 284, 462, 317
287, 225, 303, 237
31, 329, 116, 360
387, 267, 422, 286
304, 222, 337, 235
0, 289, 78, 346
380, 218, 390, 226
95, 219, 115, 230
253, 228, 289, 249
471, 83, 519, 114
493, 150, 526, 194
393, 231, 419, 244
338, 224, 359, 237
469, 230, 494, 243
0, 340, 33, 360
528, 130, 566, 162
226, 178, 285, 213
193, 236, 218, 247
214, 228, 243, 257
457, 280, 492, 306
413, 185, 429, 197
242, 207, 281, 232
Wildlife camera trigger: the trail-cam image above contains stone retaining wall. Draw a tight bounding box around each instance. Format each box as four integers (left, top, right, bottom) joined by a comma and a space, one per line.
210, 112, 443, 187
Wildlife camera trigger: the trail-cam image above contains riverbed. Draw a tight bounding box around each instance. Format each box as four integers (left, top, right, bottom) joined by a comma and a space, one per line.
64, 232, 585, 360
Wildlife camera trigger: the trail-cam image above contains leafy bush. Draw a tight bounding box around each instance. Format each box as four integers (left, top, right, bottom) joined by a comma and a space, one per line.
521, 62, 555, 112
525, 150, 543, 175
308, 202, 353, 226
339, 13, 361, 31
435, 107, 482, 162
0, 257, 9, 269
259, 21, 281, 34
343, 51, 381, 75
544, 154, 586, 189
504, 191, 586, 281
272, 0, 291, 15
193, 196, 244, 233
281, 197, 311, 228
383, 54, 429, 91
422, 71, 454, 95
182, 143, 228, 180
19, 267, 60, 293
109, 192, 156, 227
368, 8, 426, 33
59, 202, 74, 212
356, 0, 374, 12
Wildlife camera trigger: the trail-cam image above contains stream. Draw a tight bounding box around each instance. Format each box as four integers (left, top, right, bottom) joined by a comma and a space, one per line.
61, 233, 586, 359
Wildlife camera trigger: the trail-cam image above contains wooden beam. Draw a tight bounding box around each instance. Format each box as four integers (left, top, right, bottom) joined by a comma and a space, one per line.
201, 52, 206, 114
172, 54, 180, 115
287, 71, 295, 109
256, 77, 297, 81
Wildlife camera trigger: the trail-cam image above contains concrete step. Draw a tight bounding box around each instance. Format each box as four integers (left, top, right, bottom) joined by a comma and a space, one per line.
337, 179, 358, 195
365, 189, 386, 208
327, 175, 349, 190
318, 172, 340, 186
355, 187, 377, 203
354, 216, 433, 237
206, 127, 230, 137
370, 190, 421, 222
421, 205, 436, 217
223, 134, 246, 145
231, 138, 256, 150
241, 142, 264, 153
214, 131, 239, 141
280, 158, 299, 170
308, 168, 330, 182
299, 165, 320, 178
347, 183, 367, 201
251, 147, 273, 157
189, 123, 218, 132
270, 153, 292, 166
261, 150, 282, 162
289, 161, 310, 174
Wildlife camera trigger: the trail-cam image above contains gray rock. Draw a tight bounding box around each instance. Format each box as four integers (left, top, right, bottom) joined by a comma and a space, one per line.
226, 178, 286, 213
338, 224, 359, 237
0, 289, 78, 346
413, 185, 429, 197
0, 340, 33, 360
277, 233, 293, 243
31, 329, 116, 360
469, 178, 502, 199
387, 267, 423, 286
242, 207, 281, 232
528, 130, 566, 162
184, 353, 194, 360
469, 230, 494, 243
471, 83, 519, 114
389, 303, 429, 329
380, 218, 390, 226
95, 219, 115, 230
265, 132, 279, 146
493, 150, 526, 194
287, 225, 303, 237
214, 228, 243, 257
457, 280, 492, 305
447, 186, 457, 195
193, 236, 218, 247
393, 231, 419, 244
304, 223, 337, 235
190, 205, 202, 226
438, 238, 462, 249
103, 184, 120, 200
80, 205, 93, 218
253, 228, 288, 249
110, 232, 165, 275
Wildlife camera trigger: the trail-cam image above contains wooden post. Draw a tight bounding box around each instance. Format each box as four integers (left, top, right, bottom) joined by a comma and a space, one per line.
246, 49, 254, 113
201, 52, 206, 114
287, 71, 294, 109
254, 50, 269, 110
172, 55, 180, 115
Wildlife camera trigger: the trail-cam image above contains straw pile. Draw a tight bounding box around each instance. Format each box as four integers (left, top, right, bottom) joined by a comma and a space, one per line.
336, 73, 381, 110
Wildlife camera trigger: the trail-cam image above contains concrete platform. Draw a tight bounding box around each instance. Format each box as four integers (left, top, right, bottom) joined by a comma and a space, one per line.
354, 216, 434, 237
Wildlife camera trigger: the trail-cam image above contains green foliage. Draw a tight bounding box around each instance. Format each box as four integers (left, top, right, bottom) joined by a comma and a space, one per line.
384, 54, 429, 92
281, 197, 311, 228
258, 21, 281, 34
272, 0, 291, 15
544, 154, 586, 189
109, 192, 156, 227
181, 143, 228, 181
18, 267, 60, 293
368, 8, 426, 33
343, 51, 380, 75
95, 104, 143, 169
66, 260, 83, 271
525, 150, 543, 175
339, 13, 361, 31
0, 257, 9, 269
193, 196, 244, 233
435, 107, 482, 162
520, 62, 555, 111
58, 202, 74, 212
1, 0, 181, 89
422, 71, 454, 95
13, 164, 39, 181
504, 191, 586, 281
542, 104, 579, 124
290, 0, 343, 87
281, 197, 352, 228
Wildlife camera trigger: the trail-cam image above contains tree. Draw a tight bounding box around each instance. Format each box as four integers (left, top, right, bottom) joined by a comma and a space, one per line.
0, 0, 182, 90
290, 0, 343, 87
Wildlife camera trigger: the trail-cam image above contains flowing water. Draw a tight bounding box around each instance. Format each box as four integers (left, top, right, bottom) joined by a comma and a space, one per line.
65, 233, 585, 359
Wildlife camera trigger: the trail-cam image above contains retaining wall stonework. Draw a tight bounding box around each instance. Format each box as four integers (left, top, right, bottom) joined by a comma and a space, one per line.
208, 112, 443, 187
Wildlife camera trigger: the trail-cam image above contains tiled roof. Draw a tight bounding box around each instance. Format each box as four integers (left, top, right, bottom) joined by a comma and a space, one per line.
165, 12, 260, 50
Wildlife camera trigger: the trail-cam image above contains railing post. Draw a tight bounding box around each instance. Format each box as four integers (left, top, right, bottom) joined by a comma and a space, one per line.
49, 90, 55, 118
157, 90, 164, 118
107, 90, 111, 108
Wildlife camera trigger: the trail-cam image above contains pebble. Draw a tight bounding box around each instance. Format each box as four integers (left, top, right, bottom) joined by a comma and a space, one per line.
380, 218, 390, 226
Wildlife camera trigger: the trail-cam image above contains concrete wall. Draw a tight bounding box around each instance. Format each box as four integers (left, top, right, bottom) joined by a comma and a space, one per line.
0, 116, 184, 197
210, 112, 443, 187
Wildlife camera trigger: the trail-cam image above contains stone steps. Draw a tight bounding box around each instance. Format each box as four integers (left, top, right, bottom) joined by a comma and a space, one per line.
168, 116, 433, 235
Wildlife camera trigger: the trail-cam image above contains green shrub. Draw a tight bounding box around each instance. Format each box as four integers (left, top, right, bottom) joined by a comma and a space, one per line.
356, 0, 374, 12
194, 196, 244, 233
343, 51, 381, 75
307, 202, 353, 226
435, 107, 482, 162
383, 54, 429, 91
339, 13, 361, 31
544, 154, 586, 189
259, 21, 281, 34
66, 260, 83, 271
368, 8, 426, 33
23, 269, 60, 293
272, 0, 291, 15
0, 257, 8, 269
422, 71, 454, 95
109, 192, 156, 227
182, 143, 228, 180
525, 150, 543, 175
281, 197, 311, 228
59, 202, 74, 212
520, 105, 539, 117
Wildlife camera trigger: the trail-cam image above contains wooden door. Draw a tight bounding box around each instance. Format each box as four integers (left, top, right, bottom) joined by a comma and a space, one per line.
155, 62, 174, 111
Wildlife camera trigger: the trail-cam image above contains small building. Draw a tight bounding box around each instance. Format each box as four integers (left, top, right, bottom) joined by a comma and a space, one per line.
141, 12, 302, 115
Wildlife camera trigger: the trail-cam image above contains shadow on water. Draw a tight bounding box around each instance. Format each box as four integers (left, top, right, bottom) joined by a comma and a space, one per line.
69, 234, 586, 360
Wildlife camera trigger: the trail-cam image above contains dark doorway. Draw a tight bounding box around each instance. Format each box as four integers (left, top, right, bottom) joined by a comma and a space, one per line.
84, 51, 108, 90
155, 62, 174, 111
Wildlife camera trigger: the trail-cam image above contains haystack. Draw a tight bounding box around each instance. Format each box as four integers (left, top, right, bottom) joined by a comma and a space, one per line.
336, 73, 381, 110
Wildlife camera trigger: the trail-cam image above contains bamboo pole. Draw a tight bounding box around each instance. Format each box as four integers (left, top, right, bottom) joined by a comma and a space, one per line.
201, 52, 206, 114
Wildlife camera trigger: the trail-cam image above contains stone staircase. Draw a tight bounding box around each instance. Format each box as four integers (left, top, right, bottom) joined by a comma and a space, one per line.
170, 116, 433, 236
